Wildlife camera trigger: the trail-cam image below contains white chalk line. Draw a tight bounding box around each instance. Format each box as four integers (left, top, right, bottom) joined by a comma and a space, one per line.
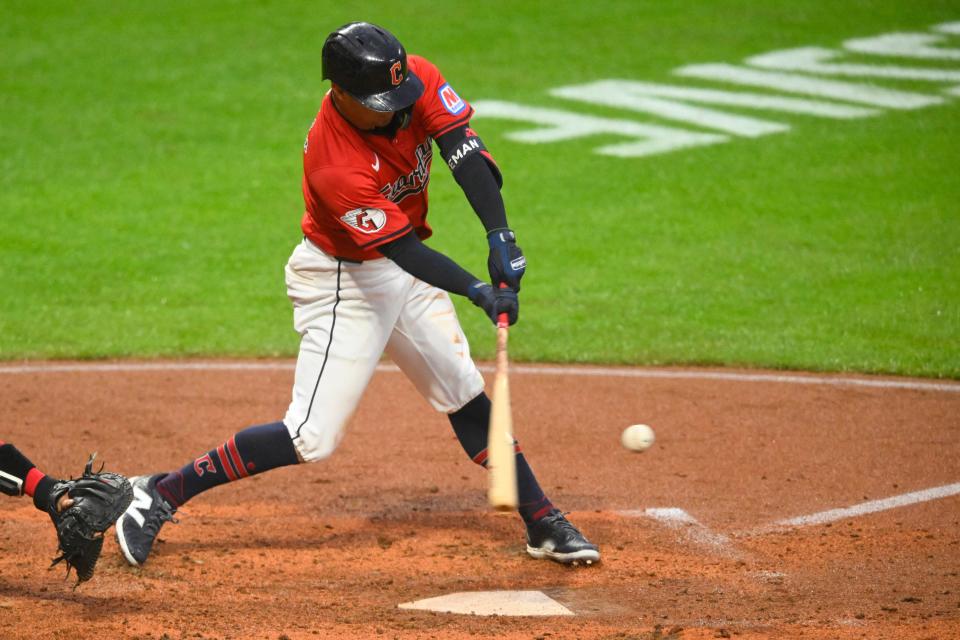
750, 481, 960, 534
0, 360, 957, 392
0, 362, 295, 374
619, 482, 960, 570
624, 482, 960, 548
624, 507, 741, 555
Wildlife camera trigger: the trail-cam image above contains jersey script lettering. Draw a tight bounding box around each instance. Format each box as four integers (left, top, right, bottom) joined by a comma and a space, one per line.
379, 141, 432, 203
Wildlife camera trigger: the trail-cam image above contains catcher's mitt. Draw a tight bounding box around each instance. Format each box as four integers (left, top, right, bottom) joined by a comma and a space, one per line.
47, 453, 134, 586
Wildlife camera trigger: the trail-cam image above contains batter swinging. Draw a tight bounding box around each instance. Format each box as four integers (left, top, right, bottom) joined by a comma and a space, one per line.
116, 21, 600, 567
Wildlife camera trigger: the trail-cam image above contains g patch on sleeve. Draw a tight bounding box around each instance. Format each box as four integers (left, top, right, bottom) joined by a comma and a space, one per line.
438, 83, 466, 115
341, 208, 387, 234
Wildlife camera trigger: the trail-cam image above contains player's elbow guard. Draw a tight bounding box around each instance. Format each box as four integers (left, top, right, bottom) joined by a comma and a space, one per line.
441, 129, 503, 188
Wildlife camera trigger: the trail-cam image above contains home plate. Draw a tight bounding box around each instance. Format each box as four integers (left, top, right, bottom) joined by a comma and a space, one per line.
398, 590, 574, 616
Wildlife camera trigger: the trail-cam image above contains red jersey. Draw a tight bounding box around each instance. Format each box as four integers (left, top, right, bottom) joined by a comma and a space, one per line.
300, 55, 474, 261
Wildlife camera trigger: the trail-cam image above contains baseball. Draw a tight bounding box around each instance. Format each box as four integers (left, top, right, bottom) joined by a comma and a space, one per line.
621, 424, 655, 452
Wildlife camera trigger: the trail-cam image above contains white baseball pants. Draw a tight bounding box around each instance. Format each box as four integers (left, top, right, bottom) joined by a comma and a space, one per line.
282, 238, 485, 462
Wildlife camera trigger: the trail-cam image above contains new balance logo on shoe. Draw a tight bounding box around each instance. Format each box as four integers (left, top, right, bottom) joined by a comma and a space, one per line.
126, 484, 154, 527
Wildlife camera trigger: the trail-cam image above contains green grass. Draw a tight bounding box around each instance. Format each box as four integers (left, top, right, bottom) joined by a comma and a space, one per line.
1, 1, 958, 376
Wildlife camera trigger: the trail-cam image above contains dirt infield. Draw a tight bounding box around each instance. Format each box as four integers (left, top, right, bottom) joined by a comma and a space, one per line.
1, 361, 958, 639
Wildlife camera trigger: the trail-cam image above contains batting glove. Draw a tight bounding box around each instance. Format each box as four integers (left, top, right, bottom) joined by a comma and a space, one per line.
468, 281, 519, 326
487, 228, 526, 292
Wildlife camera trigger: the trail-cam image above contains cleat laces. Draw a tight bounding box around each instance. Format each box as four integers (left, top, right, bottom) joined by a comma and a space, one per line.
142, 500, 178, 537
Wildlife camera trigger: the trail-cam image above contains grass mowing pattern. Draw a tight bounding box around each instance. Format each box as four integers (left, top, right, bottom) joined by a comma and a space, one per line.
2, 1, 958, 376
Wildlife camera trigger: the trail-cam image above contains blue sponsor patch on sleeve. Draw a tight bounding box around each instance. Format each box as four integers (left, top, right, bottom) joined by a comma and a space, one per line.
438, 83, 466, 115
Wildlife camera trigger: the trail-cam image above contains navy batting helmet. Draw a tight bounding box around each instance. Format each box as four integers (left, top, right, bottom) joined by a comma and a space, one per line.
322, 22, 424, 112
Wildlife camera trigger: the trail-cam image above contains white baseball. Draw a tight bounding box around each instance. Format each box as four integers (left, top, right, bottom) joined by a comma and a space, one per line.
621, 424, 655, 452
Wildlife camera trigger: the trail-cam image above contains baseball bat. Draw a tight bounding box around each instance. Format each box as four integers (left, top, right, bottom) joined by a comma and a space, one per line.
487, 288, 518, 511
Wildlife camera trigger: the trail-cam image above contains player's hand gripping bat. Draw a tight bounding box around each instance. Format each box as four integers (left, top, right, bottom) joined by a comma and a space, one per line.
487, 286, 518, 511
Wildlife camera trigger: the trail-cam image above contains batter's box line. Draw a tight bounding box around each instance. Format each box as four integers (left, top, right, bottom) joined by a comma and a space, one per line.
740, 481, 960, 537
619, 481, 960, 554
619, 507, 748, 559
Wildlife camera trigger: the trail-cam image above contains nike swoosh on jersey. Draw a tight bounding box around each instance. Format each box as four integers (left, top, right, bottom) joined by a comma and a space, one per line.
372, 153, 380, 171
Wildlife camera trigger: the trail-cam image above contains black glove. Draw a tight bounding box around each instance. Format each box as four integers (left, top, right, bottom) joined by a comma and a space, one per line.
467, 281, 519, 326
47, 454, 134, 586
487, 228, 526, 292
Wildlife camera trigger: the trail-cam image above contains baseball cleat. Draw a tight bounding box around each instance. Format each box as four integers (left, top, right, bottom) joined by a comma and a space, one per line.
115, 474, 177, 567
525, 509, 600, 566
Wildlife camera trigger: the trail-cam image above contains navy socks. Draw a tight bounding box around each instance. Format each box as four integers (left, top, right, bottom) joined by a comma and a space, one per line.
156, 422, 299, 507
448, 393, 554, 524
153, 403, 554, 524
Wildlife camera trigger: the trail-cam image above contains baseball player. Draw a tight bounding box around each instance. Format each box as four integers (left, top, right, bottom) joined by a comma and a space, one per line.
116, 21, 599, 568
1, 440, 133, 583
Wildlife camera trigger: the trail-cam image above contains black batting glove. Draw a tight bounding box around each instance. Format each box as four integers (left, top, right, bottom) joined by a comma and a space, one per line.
487, 228, 526, 292
467, 281, 519, 326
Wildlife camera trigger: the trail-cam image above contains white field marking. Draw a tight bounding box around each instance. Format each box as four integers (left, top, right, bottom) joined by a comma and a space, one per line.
844, 32, 960, 60
506, 365, 960, 393
471, 100, 728, 158
747, 482, 960, 534
470, 22, 955, 158
398, 591, 574, 617
551, 82, 789, 137
747, 47, 960, 82
676, 63, 944, 109
0, 361, 296, 374
2, 361, 960, 394
948, 85, 960, 96
550, 79, 879, 138
622, 507, 739, 555
934, 21, 960, 35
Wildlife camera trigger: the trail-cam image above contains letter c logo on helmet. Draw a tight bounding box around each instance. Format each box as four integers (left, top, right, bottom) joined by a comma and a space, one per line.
322, 22, 424, 112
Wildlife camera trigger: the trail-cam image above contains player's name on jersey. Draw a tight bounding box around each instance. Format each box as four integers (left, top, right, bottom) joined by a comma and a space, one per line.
473, 20, 960, 158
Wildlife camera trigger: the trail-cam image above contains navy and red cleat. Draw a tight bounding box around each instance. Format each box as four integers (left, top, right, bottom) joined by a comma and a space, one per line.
525, 509, 600, 566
